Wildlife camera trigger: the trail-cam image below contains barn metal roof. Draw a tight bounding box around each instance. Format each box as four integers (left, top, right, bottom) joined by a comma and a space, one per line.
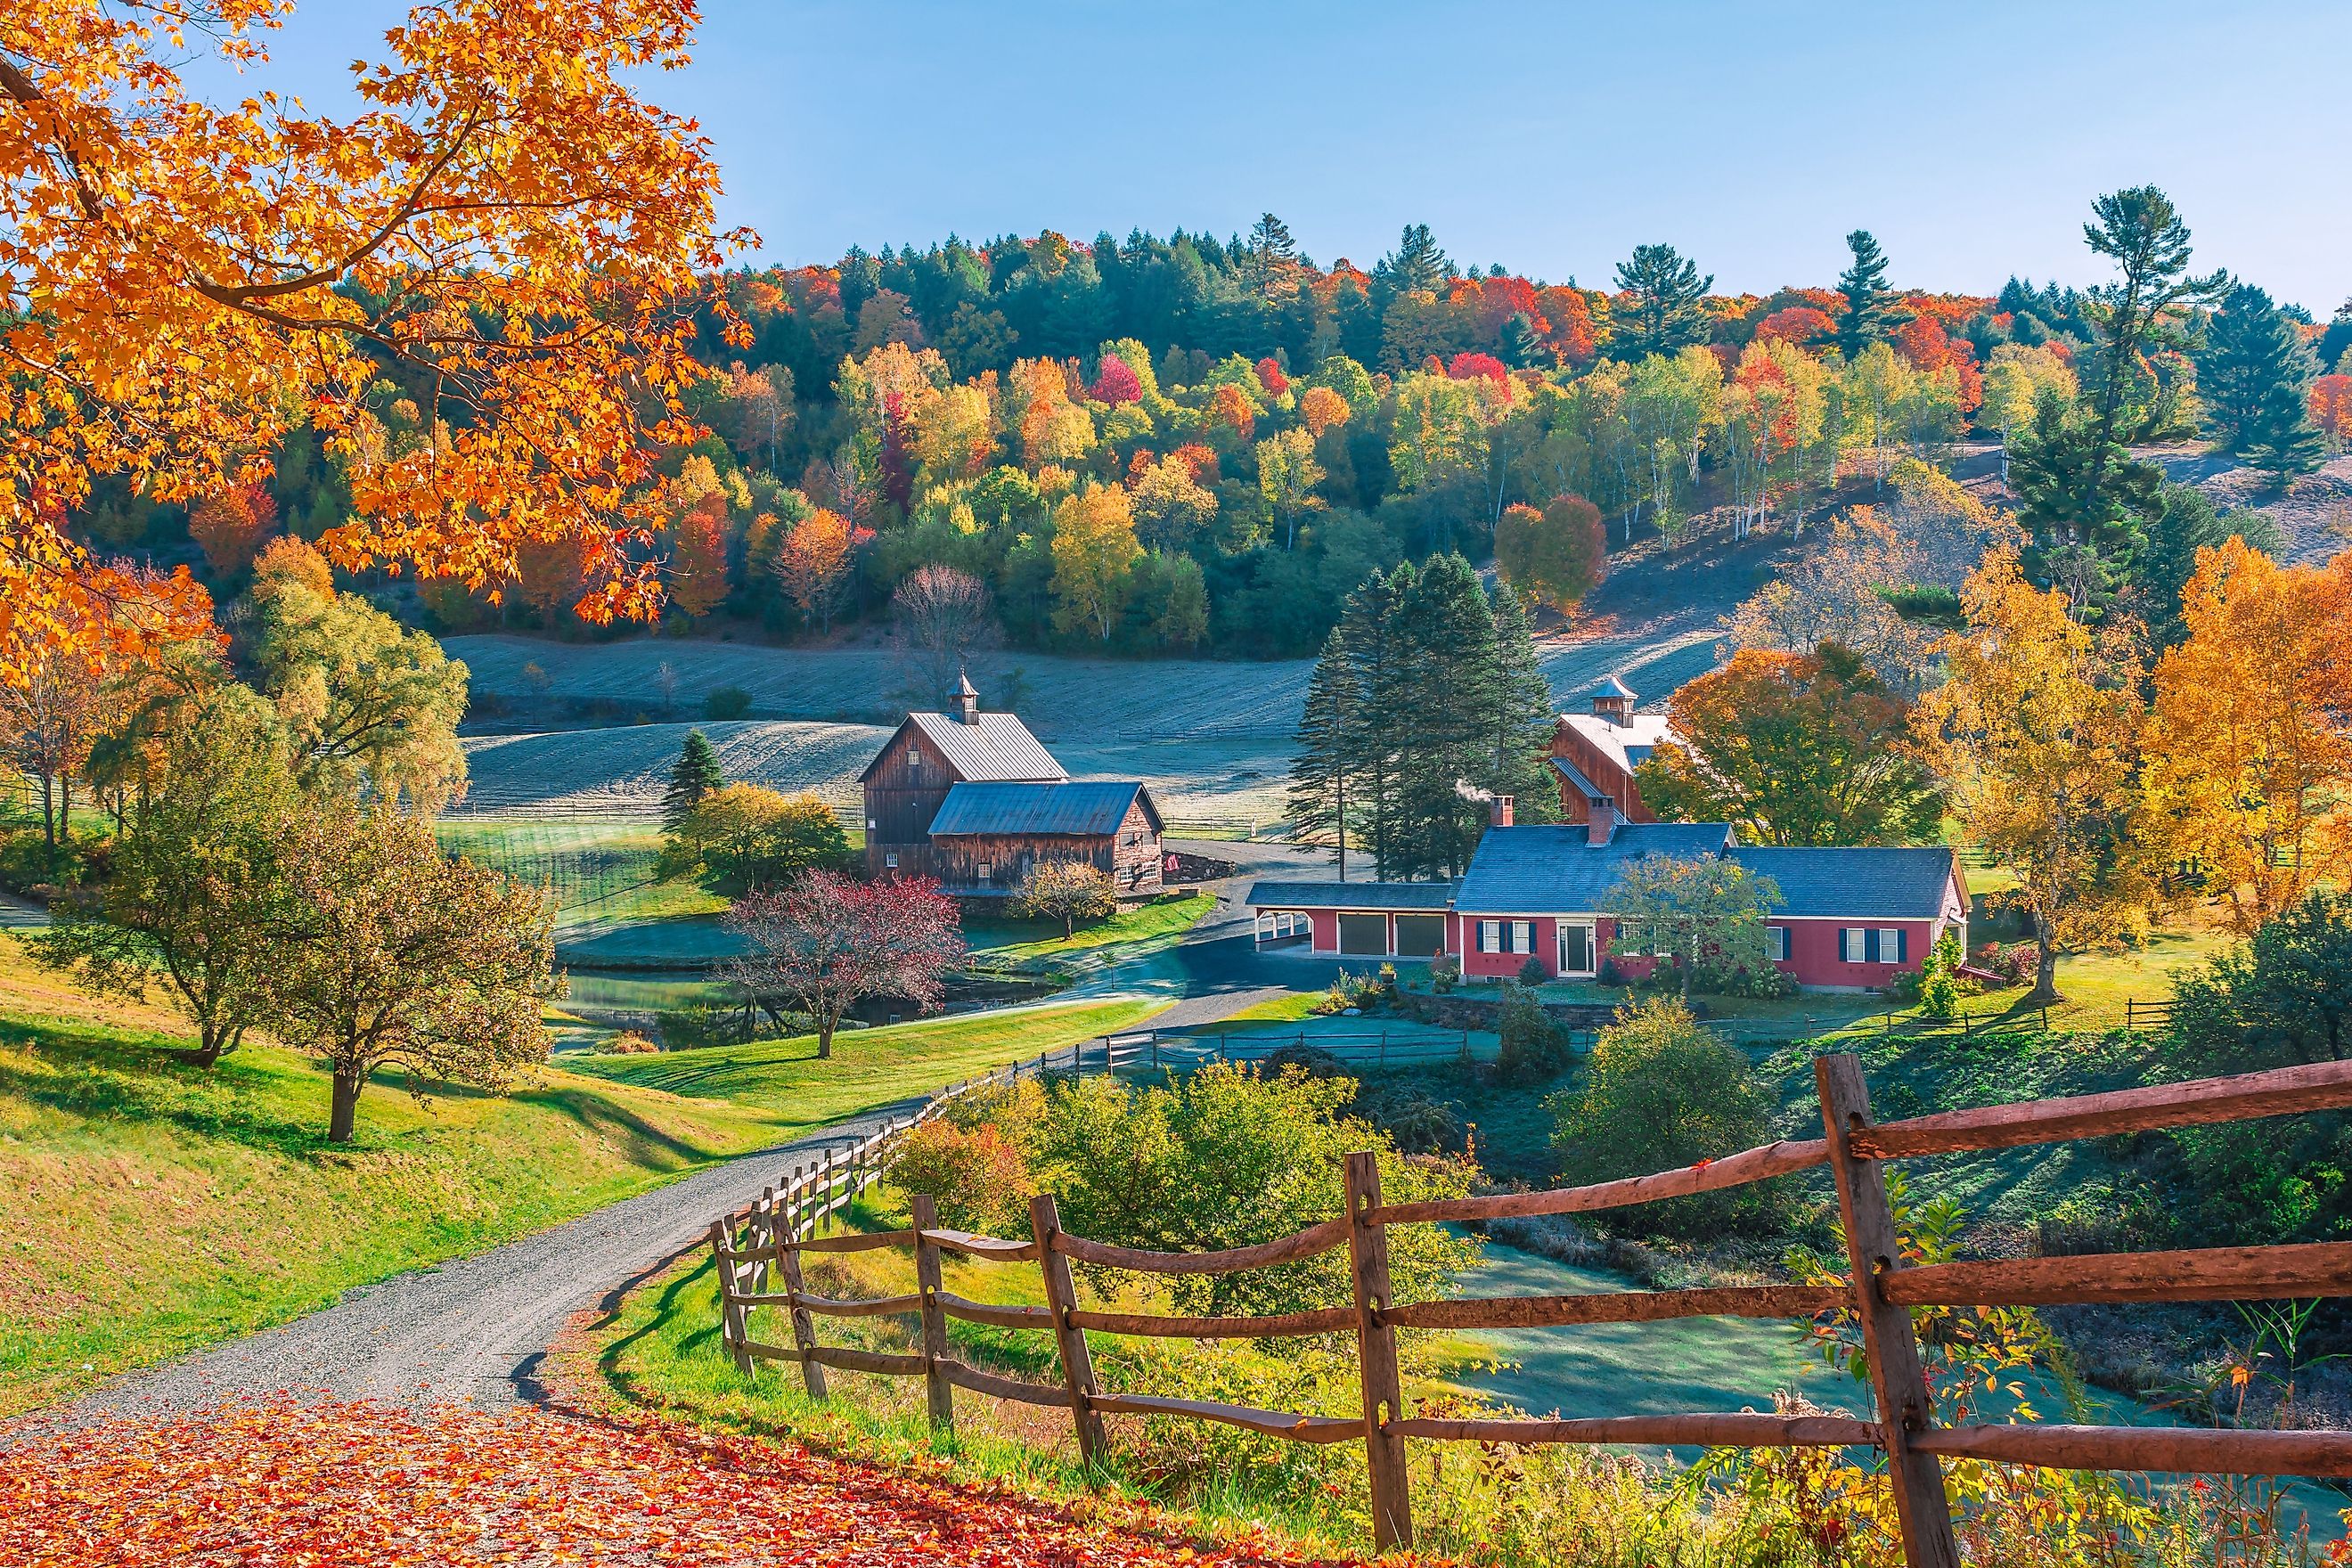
858, 711, 1067, 785
1453, 822, 1735, 913
1728, 846, 1964, 920
927, 780, 1158, 838
1245, 879, 1458, 911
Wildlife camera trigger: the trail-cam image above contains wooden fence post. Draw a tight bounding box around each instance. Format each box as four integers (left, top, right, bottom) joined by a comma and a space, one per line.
772, 1225, 828, 1399
1816, 1054, 1959, 1568
708, 1221, 755, 1376
1343, 1150, 1414, 1551
910, 1192, 955, 1431
1030, 1192, 1107, 1466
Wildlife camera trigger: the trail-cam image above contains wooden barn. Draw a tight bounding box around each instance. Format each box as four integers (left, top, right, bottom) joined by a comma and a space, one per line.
858, 676, 1163, 899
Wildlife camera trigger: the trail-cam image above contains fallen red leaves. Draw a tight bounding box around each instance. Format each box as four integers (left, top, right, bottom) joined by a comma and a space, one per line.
0, 1401, 1381, 1567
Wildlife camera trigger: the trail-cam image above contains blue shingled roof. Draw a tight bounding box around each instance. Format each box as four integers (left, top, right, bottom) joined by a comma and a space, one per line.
1245, 879, 1457, 911
1453, 822, 1735, 913
1729, 846, 1962, 920
927, 780, 1156, 837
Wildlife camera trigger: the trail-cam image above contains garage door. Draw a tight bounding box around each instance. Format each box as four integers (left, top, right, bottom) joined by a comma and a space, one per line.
1392, 914, 1446, 958
1337, 914, 1389, 955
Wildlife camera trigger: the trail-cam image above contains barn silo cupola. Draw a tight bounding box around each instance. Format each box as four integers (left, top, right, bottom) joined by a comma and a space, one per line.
1588, 675, 1637, 728
954, 669, 981, 724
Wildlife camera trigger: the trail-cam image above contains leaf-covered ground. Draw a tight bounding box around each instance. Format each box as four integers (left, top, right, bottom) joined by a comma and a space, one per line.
0, 1401, 1378, 1567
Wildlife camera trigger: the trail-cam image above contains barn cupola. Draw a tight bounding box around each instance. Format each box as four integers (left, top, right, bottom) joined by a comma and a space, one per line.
1588, 675, 1637, 728
954, 669, 980, 724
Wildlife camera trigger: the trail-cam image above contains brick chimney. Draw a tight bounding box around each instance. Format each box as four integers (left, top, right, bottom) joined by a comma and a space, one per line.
953, 668, 980, 724
1490, 795, 1514, 829
1586, 797, 1620, 846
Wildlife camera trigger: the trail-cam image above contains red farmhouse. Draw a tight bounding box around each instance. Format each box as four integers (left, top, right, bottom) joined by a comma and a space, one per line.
1247, 811, 1967, 992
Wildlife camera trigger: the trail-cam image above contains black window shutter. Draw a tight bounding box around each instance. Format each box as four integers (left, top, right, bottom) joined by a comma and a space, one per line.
1897, 929, 1909, 963
1864, 929, 1881, 964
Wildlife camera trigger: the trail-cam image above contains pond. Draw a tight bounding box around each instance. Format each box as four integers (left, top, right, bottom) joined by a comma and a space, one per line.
1445, 1240, 2348, 1536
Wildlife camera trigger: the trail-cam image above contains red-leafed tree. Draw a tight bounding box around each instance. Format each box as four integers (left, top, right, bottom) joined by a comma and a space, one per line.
1535, 285, 1599, 367
721, 870, 966, 1058
1170, 442, 1221, 485
772, 508, 872, 637
1208, 384, 1256, 441
1092, 353, 1142, 405
1894, 313, 1983, 412
1255, 356, 1290, 398
1752, 306, 1834, 347
187, 483, 280, 575
667, 492, 731, 620
1447, 351, 1510, 387
515, 534, 592, 626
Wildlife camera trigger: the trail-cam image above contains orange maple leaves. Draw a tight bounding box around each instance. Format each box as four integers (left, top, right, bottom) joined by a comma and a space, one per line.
0, 1401, 1363, 1566
1, 1, 748, 682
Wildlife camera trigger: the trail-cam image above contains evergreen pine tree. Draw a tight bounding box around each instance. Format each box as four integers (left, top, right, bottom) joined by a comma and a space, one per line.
1476, 584, 1561, 822
2009, 388, 2161, 612
1833, 230, 1902, 359
2196, 282, 2326, 481
1610, 243, 1713, 359
1392, 554, 1502, 878
1341, 564, 1416, 879
1375, 224, 1451, 298
663, 730, 725, 829
1286, 622, 1364, 879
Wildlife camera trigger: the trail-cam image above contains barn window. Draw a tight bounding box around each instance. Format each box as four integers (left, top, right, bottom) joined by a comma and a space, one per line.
1839, 928, 1906, 963
1768, 926, 1790, 963
885, 853, 899, 870
1510, 920, 1533, 955
1477, 919, 1503, 954
867, 818, 877, 831
976, 862, 992, 882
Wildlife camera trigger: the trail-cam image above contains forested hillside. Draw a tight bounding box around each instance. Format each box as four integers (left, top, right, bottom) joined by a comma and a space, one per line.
73, 212, 2352, 666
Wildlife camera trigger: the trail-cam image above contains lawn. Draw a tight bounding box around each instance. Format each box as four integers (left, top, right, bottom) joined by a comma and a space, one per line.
964, 893, 1214, 968
0, 943, 785, 1416
562, 998, 1168, 1132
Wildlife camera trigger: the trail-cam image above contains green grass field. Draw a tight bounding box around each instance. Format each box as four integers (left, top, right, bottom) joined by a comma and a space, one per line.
0, 941, 786, 1416
964, 894, 1215, 968
561, 998, 1168, 1132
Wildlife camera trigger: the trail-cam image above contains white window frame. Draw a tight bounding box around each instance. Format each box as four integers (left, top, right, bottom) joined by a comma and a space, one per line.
885, 853, 899, 870
1477, 919, 1503, 954
976, 862, 992, 882
1878, 927, 1904, 964
1768, 925, 1790, 963
1510, 919, 1533, 956
1840, 927, 1864, 963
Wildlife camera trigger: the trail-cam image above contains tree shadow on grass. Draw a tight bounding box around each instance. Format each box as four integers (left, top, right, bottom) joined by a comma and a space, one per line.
0, 1017, 335, 1159
506, 1082, 738, 1169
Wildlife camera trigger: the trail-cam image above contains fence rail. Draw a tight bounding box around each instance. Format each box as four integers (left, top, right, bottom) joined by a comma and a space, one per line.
707, 1049, 2352, 1565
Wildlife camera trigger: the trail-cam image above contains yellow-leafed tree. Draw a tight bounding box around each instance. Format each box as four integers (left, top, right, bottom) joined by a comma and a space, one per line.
1915, 551, 2153, 1002
2143, 539, 2352, 933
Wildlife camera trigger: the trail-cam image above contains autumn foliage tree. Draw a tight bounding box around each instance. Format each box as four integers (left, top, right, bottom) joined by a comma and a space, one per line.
187, 483, 280, 575
2143, 540, 2352, 933
0, 0, 744, 684
666, 492, 731, 621
1638, 643, 1941, 846
271, 799, 559, 1142
721, 870, 965, 1058
772, 508, 870, 636
1493, 494, 1607, 615
1916, 551, 2153, 1002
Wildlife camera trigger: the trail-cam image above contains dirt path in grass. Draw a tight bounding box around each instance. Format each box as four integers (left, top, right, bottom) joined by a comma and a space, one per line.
1, 1400, 1351, 1567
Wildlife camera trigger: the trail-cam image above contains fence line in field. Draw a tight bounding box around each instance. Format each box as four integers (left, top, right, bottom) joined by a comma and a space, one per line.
707, 1051, 2352, 1566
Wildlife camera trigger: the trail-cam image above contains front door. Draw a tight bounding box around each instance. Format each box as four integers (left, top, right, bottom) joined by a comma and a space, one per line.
1557, 920, 1596, 977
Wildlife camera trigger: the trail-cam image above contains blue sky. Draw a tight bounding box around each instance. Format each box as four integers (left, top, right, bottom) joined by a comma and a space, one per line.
212, 1, 2349, 311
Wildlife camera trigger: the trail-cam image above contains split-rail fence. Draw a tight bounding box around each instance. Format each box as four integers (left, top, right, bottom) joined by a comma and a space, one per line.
706, 1051, 2352, 1568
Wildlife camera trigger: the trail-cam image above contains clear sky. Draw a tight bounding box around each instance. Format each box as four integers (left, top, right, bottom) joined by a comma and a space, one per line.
210, 1, 2351, 312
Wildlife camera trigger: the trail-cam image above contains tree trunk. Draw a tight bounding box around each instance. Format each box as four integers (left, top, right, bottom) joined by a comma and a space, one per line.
190, 1021, 228, 1069
815, 1015, 836, 1060
328, 1065, 365, 1143
39, 772, 54, 851
2029, 919, 2064, 1007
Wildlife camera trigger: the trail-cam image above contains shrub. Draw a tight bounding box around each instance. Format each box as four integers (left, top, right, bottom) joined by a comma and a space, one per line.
1548, 998, 1784, 1238
1428, 954, 1460, 993
1917, 928, 1964, 1017
1975, 941, 2040, 986
1032, 1060, 1477, 1315
703, 685, 753, 720
607, 1030, 661, 1055
1494, 983, 1572, 1084
887, 1119, 1033, 1235
1516, 954, 1548, 986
